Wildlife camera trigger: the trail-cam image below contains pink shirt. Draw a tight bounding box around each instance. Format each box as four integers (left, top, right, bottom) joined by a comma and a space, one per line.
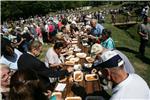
58, 21, 62, 30
36, 27, 42, 37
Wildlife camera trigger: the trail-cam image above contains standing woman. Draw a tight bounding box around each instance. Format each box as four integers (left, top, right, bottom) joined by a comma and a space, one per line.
36, 23, 44, 45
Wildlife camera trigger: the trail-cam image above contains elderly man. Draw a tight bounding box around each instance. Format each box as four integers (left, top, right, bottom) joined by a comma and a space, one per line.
91, 43, 135, 74
18, 40, 73, 90
97, 51, 150, 99
85, 19, 104, 44
89, 19, 104, 37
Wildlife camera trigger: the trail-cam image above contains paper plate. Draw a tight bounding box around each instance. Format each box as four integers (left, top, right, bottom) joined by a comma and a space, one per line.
70, 57, 80, 62
85, 74, 98, 81
65, 61, 75, 66
86, 57, 94, 63
76, 53, 87, 58
73, 71, 83, 82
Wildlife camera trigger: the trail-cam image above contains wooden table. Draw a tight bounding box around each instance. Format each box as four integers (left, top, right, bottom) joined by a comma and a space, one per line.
59, 36, 102, 99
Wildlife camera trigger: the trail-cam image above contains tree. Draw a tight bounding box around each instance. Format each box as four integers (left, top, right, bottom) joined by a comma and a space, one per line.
1, 1, 101, 21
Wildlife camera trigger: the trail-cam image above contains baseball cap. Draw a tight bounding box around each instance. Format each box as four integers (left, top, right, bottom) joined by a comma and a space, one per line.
99, 51, 124, 68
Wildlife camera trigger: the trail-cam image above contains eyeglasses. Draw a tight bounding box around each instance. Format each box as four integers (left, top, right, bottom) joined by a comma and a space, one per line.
1, 70, 12, 81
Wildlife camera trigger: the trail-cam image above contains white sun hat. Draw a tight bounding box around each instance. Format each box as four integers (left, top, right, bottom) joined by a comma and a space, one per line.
91, 43, 103, 55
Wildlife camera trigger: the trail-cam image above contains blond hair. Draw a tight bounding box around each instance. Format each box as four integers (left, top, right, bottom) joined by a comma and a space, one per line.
0, 63, 9, 69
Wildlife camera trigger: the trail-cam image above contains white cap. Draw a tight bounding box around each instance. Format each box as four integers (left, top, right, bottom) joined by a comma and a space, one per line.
101, 51, 118, 62
100, 51, 124, 67
91, 43, 103, 55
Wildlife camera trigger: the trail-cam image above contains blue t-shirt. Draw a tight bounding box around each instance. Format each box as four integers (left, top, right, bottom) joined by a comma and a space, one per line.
91, 23, 104, 37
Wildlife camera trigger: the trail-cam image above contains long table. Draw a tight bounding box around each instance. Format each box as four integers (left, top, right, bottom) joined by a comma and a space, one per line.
56, 36, 102, 99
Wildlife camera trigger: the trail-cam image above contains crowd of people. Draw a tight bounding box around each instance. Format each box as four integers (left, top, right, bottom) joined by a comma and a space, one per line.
1, 4, 150, 100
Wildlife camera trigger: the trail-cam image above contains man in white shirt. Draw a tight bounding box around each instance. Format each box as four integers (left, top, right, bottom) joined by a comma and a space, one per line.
45, 42, 65, 83
97, 51, 150, 99
45, 42, 64, 68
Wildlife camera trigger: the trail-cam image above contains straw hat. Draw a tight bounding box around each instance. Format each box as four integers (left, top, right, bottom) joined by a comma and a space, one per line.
91, 43, 103, 55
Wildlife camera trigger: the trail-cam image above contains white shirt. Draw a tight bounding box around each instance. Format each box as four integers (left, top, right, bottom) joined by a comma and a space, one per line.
111, 74, 150, 100
45, 47, 61, 67
45, 47, 63, 83
0, 49, 22, 70
45, 24, 49, 33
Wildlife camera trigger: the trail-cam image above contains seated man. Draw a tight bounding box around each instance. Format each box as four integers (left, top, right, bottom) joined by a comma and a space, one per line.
45, 42, 65, 83
90, 19, 104, 37
45, 41, 64, 68
96, 51, 150, 99
18, 40, 73, 90
82, 19, 104, 44
87, 19, 104, 44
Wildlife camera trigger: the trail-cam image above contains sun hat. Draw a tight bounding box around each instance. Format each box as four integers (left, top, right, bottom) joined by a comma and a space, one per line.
91, 43, 103, 55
